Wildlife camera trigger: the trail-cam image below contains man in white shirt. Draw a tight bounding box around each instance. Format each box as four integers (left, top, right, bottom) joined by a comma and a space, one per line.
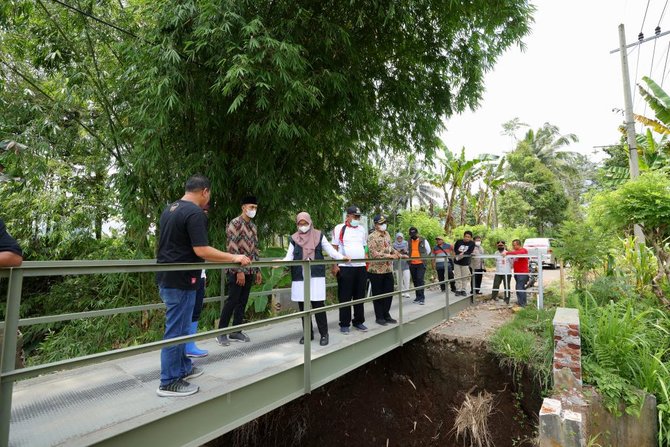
332, 205, 369, 333
491, 240, 512, 303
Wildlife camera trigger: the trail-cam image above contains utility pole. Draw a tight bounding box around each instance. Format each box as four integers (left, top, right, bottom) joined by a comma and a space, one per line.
618, 23, 646, 244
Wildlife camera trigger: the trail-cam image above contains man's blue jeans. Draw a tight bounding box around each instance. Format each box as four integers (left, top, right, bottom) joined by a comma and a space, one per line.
514, 274, 529, 307
159, 287, 195, 386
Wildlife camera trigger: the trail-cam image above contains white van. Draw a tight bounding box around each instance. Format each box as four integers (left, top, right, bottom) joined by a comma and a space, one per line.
523, 238, 556, 269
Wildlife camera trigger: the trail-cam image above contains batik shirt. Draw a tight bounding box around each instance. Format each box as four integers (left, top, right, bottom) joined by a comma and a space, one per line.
367, 230, 400, 274
226, 216, 260, 275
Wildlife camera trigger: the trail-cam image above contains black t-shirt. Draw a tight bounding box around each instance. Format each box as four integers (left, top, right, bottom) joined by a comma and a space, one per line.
453, 239, 476, 266
156, 200, 209, 290
0, 218, 22, 256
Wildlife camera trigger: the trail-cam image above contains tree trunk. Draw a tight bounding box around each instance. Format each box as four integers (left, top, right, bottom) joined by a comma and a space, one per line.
443, 185, 458, 233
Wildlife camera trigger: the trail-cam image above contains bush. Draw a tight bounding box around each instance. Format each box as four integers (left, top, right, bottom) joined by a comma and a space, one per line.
569, 287, 670, 444
553, 220, 611, 289
396, 210, 444, 243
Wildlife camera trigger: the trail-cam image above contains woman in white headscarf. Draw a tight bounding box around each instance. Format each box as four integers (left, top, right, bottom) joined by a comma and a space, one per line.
393, 233, 411, 298
282, 212, 349, 346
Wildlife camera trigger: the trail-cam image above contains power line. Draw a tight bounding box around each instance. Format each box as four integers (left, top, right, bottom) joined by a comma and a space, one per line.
632, 40, 643, 111
661, 41, 670, 87
641, 0, 652, 33
659, 0, 669, 25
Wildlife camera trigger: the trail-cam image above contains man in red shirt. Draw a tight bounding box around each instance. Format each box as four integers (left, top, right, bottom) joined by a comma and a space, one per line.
505, 239, 529, 307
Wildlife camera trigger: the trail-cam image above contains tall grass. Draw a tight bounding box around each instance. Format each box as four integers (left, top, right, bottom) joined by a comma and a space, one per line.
571, 291, 670, 444
488, 305, 555, 390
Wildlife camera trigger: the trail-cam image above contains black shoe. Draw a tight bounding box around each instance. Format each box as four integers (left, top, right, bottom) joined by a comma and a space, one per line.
320, 335, 329, 346
229, 331, 250, 343
375, 318, 388, 326
385, 317, 398, 324
299, 335, 314, 345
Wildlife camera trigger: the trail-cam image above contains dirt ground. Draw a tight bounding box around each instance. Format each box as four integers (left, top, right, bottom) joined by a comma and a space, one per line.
209, 273, 563, 447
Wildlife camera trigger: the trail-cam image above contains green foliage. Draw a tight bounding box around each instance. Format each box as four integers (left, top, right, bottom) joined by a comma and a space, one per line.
497, 189, 533, 228
552, 220, 611, 289
592, 171, 670, 302
570, 290, 670, 437
397, 210, 444, 243
506, 146, 570, 234
611, 237, 658, 292
592, 171, 670, 236
427, 146, 496, 231
447, 224, 536, 254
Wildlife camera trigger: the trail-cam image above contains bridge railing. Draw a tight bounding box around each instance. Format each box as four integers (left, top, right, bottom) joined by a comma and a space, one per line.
0, 252, 545, 446
0, 255, 478, 446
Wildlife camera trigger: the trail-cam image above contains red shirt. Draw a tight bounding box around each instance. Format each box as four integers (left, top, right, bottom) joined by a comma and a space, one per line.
506, 248, 529, 273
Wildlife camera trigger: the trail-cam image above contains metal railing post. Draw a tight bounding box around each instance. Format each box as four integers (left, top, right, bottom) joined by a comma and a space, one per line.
1, 268, 23, 447
537, 251, 544, 310
395, 259, 404, 346
219, 268, 226, 315
470, 263, 475, 304
302, 261, 312, 394
444, 269, 450, 320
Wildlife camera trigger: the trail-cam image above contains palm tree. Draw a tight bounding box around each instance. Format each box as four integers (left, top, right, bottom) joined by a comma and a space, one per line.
518, 123, 579, 176
383, 155, 440, 214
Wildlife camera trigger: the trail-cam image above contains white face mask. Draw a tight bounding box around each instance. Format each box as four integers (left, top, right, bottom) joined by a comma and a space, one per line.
245, 209, 257, 219
378, 224, 387, 232
298, 225, 310, 233
475, 241, 481, 246
350, 219, 360, 227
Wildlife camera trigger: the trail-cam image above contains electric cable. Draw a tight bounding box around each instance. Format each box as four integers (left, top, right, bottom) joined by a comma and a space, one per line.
641, 0, 652, 33
661, 41, 670, 87
659, 0, 669, 26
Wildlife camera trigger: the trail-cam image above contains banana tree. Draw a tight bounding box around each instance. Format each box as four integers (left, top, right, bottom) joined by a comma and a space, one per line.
603, 128, 670, 186
427, 145, 487, 233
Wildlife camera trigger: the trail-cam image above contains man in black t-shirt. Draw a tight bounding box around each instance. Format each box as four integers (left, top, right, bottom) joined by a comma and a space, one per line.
453, 230, 476, 296
0, 218, 23, 267
156, 174, 251, 398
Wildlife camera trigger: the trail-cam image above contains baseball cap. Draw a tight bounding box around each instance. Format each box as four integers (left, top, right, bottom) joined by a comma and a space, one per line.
346, 205, 361, 215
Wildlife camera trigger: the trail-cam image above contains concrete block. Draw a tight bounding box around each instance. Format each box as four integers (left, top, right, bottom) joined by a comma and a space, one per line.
539, 398, 586, 447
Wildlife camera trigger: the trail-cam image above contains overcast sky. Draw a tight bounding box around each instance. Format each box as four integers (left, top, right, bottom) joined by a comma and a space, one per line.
439, 0, 670, 162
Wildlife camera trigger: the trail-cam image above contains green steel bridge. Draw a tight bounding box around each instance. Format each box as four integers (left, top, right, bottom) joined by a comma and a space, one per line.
0, 257, 502, 447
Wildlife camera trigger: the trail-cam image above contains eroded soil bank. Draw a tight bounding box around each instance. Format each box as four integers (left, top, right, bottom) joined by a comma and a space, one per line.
208, 325, 542, 447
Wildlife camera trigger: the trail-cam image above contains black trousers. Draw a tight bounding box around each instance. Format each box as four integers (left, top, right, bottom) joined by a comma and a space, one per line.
474, 268, 486, 293
192, 277, 205, 322
491, 274, 512, 302
436, 267, 446, 291
436, 263, 455, 292
369, 272, 395, 320
337, 267, 367, 327
409, 263, 426, 301
298, 301, 328, 337
218, 273, 253, 329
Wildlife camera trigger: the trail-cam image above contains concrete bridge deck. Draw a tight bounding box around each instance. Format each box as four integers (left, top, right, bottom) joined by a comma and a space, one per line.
9, 290, 470, 447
